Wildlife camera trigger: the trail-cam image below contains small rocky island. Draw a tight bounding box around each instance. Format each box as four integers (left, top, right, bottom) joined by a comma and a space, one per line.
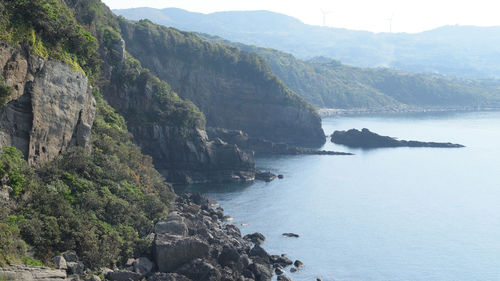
331, 128, 465, 148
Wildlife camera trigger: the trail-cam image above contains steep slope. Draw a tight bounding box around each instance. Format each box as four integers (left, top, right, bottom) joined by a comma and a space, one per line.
63, 0, 257, 184
199, 34, 500, 110
0, 0, 175, 268
115, 8, 500, 79
116, 19, 325, 146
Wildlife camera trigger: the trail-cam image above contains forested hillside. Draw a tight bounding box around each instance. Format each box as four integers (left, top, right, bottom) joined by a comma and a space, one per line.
115, 8, 500, 79
199, 34, 500, 110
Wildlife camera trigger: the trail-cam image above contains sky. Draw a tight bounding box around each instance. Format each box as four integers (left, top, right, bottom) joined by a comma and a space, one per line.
102, 0, 500, 33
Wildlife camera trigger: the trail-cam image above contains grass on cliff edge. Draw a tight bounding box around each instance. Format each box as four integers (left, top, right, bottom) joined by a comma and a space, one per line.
0, 0, 100, 80
0, 96, 174, 268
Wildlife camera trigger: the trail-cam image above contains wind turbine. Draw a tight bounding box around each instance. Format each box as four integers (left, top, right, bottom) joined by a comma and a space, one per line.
386, 13, 394, 33
320, 9, 334, 26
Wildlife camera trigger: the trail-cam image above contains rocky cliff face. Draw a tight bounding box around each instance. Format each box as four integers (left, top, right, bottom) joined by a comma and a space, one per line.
118, 19, 325, 147
100, 48, 255, 184
0, 43, 95, 166
130, 125, 255, 184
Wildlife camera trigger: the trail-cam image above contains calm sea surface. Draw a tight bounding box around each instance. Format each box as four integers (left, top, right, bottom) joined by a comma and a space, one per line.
179, 111, 500, 281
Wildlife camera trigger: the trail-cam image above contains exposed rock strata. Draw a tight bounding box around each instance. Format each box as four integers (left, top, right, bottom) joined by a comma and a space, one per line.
118, 19, 325, 146
100, 40, 256, 185
0, 43, 96, 166
0, 266, 69, 281
130, 126, 255, 184
331, 128, 465, 148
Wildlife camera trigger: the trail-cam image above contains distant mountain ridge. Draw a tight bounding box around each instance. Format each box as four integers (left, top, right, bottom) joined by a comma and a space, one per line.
114, 7, 500, 79
198, 34, 500, 110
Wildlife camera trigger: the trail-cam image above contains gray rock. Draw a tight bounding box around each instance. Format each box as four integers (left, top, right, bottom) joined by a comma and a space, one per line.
293, 260, 304, 268
282, 233, 299, 238
52, 256, 67, 270
107, 270, 142, 281
133, 257, 154, 276
62, 251, 78, 263
154, 235, 209, 272
176, 259, 220, 281
277, 275, 292, 281
218, 245, 240, 266
243, 232, 266, 245
275, 267, 284, 275
147, 273, 192, 281
0, 265, 68, 280
249, 245, 270, 263
248, 262, 273, 281
67, 262, 85, 275
290, 268, 297, 273
270, 255, 293, 267
125, 258, 136, 267
0, 43, 96, 167
154, 212, 188, 236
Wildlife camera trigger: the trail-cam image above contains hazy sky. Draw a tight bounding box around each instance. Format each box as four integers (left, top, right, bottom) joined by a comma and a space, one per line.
103, 0, 500, 33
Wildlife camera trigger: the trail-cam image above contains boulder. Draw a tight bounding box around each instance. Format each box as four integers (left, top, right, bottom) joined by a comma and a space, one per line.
249, 245, 270, 263
176, 259, 220, 281
133, 257, 154, 276
270, 255, 293, 267
255, 171, 276, 182
277, 275, 292, 281
275, 267, 284, 275
67, 261, 85, 275
62, 251, 78, 263
248, 262, 273, 281
154, 235, 209, 272
52, 256, 67, 270
243, 232, 266, 245
293, 260, 303, 268
218, 245, 240, 266
154, 212, 188, 236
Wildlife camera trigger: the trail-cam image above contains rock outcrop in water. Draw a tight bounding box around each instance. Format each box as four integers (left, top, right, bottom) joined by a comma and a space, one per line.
0, 43, 95, 166
208, 127, 352, 156
331, 128, 465, 148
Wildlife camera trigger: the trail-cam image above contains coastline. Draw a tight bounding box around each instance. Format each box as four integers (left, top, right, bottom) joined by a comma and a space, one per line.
318, 105, 500, 118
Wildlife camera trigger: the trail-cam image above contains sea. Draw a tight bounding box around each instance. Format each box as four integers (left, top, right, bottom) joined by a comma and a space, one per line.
178, 111, 500, 281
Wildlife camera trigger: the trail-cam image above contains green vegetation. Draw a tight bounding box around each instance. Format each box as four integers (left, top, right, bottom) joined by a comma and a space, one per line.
119, 18, 315, 113
0, 78, 11, 108
200, 34, 500, 109
0, 0, 100, 79
0, 97, 175, 268
111, 55, 206, 129
114, 8, 500, 79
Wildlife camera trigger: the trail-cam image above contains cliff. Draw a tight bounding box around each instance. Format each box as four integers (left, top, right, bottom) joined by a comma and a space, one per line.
117, 19, 325, 146
0, 43, 95, 166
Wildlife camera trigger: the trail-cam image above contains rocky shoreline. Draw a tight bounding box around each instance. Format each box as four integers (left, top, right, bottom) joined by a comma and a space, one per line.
1, 193, 303, 281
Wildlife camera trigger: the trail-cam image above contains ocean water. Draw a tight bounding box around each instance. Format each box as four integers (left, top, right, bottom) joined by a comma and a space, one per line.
180, 111, 500, 281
